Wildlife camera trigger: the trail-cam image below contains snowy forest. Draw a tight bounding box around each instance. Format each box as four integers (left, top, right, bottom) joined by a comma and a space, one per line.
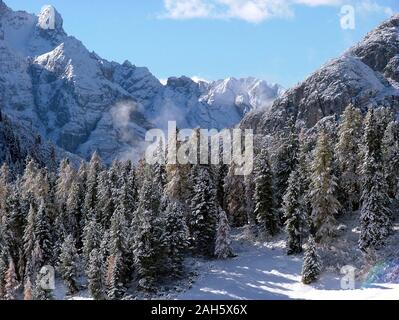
0, 104, 398, 300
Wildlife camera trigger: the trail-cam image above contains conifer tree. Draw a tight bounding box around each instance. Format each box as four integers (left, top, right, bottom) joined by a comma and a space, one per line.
35, 199, 53, 265
66, 179, 83, 242
302, 236, 321, 285
273, 119, 299, 215
224, 164, 247, 226
84, 152, 103, 221
23, 204, 37, 267
0, 252, 7, 298
283, 169, 305, 255
189, 164, 218, 257
58, 235, 79, 295
214, 208, 234, 259
82, 218, 102, 270
162, 199, 189, 276
106, 252, 124, 300
310, 130, 340, 242
382, 121, 399, 199
335, 104, 363, 213
97, 170, 114, 228
88, 248, 105, 300
359, 109, 392, 251
254, 148, 279, 237
4, 258, 18, 300
106, 204, 129, 291
23, 276, 33, 300
133, 168, 165, 291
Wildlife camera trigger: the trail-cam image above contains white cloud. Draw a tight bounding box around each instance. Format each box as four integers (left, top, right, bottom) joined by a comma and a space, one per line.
294, 0, 342, 7
162, 0, 213, 19
191, 75, 210, 83
355, 0, 394, 17
161, 0, 395, 23
161, 0, 341, 23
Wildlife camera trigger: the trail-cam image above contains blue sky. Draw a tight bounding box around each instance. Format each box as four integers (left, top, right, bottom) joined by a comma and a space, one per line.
5, 0, 399, 87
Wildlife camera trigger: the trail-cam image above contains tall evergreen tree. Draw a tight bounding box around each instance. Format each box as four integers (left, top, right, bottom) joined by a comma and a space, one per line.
359, 109, 392, 251
283, 169, 305, 255
301, 236, 321, 285
224, 164, 247, 226
189, 164, 218, 257
4, 258, 18, 300
133, 167, 165, 291
83, 152, 103, 221
35, 199, 53, 265
214, 208, 234, 259
162, 199, 189, 277
254, 148, 279, 238
82, 218, 102, 270
58, 235, 79, 295
310, 130, 340, 242
87, 248, 105, 300
273, 119, 299, 216
382, 121, 399, 199
335, 104, 363, 213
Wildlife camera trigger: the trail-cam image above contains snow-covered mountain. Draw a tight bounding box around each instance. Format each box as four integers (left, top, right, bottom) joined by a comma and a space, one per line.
0, 1, 282, 163
241, 13, 399, 133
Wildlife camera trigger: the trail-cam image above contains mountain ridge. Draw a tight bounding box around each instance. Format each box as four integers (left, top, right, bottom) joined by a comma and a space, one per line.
241, 13, 399, 134
0, 1, 282, 163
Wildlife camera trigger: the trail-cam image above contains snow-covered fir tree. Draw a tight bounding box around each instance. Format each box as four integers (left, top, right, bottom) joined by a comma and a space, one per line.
273, 119, 299, 217
189, 164, 218, 257
335, 104, 363, 213
106, 203, 129, 295
133, 166, 165, 291
162, 199, 189, 277
382, 121, 399, 199
310, 129, 340, 243
283, 169, 305, 255
35, 198, 53, 265
83, 152, 103, 221
302, 236, 321, 285
97, 170, 114, 229
58, 235, 79, 295
23, 204, 37, 270
359, 109, 392, 251
214, 208, 234, 259
253, 148, 279, 238
224, 164, 247, 226
87, 248, 105, 300
82, 218, 102, 270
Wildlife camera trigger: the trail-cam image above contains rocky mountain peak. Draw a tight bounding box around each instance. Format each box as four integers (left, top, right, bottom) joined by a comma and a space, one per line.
241, 13, 399, 135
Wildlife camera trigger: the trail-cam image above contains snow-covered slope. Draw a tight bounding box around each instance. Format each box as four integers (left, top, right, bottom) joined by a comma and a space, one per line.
0, 1, 281, 163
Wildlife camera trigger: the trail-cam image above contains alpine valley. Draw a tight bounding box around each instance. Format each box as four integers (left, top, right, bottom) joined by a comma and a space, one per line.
1, 1, 399, 302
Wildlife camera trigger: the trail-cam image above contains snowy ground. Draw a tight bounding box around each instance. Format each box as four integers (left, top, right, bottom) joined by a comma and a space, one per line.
63, 218, 399, 301
173, 228, 399, 300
